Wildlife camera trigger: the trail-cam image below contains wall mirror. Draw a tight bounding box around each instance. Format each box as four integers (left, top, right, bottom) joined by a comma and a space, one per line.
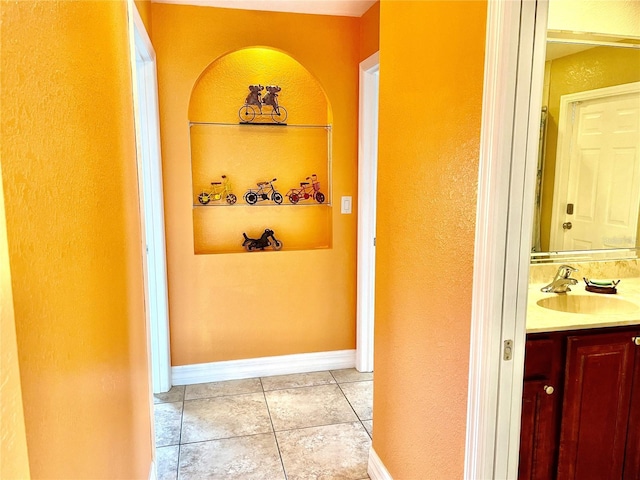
531, 30, 640, 263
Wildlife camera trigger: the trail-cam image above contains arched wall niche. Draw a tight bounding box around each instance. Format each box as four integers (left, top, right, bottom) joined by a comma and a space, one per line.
188, 47, 333, 254
189, 46, 332, 125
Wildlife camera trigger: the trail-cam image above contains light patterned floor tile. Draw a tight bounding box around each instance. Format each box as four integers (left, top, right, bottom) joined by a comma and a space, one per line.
331, 368, 373, 384
178, 434, 286, 480
276, 422, 371, 480
185, 378, 262, 400
261, 371, 336, 391
154, 402, 183, 447
340, 380, 373, 421
156, 445, 178, 480
154, 385, 185, 404
181, 393, 272, 443
265, 384, 358, 431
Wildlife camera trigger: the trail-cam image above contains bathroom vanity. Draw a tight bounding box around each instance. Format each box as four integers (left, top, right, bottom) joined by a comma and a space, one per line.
520, 281, 640, 480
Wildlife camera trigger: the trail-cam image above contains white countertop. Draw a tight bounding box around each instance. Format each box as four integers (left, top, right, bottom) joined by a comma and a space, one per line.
527, 277, 640, 333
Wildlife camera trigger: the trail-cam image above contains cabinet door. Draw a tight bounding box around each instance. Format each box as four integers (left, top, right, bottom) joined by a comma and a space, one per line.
557, 331, 638, 480
519, 337, 562, 480
519, 379, 561, 479
624, 339, 640, 479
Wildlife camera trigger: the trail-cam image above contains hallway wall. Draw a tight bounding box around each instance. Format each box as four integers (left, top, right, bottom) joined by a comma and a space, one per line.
152, 4, 361, 365
373, 1, 487, 477
0, 162, 30, 480
360, 1, 380, 61
1, 1, 153, 477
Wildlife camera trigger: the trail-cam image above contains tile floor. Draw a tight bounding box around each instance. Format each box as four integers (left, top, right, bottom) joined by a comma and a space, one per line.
153, 368, 373, 480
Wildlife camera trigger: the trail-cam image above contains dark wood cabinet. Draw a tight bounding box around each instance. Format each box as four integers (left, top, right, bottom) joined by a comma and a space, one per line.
557, 330, 638, 480
519, 337, 563, 480
625, 350, 640, 480
519, 326, 640, 480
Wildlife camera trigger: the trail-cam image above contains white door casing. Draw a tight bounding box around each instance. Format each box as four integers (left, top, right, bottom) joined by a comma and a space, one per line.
128, 2, 172, 395
465, 0, 548, 478
356, 51, 379, 374
550, 83, 640, 251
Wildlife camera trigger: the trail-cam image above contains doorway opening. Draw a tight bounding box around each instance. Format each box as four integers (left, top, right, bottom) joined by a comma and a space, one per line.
356, 51, 379, 373
128, 2, 172, 394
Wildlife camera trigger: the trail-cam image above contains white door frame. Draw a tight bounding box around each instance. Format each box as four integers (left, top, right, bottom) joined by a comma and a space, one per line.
356, 51, 379, 373
550, 81, 640, 250
465, 0, 548, 478
127, 2, 172, 394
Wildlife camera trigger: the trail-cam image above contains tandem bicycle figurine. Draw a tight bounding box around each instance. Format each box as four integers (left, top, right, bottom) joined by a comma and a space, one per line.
239, 85, 288, 124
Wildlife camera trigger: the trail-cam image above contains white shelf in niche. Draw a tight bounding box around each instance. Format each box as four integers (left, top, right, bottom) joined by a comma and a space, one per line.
192, 202, 332, 207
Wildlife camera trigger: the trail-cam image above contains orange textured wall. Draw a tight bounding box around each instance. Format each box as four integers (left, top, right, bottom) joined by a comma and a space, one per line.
151, 4, 360, 365
360, 1, 380, 61
373, 1, 486, 477
0, 164, 31, 480
135, 0, 152, 34
1, 1, 152, 478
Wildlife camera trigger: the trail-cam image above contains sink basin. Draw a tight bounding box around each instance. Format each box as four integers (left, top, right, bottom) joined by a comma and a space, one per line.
537, 295, 640, 315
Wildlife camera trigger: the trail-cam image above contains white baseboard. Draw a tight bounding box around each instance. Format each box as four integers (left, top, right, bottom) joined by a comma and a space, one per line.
172, 349, 356, 385
368, 447, 393, 480
148, 460, 157, 480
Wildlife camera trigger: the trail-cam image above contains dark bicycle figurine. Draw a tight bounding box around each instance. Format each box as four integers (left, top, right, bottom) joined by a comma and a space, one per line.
244, 178, 283, 205
242, 229, 283, 251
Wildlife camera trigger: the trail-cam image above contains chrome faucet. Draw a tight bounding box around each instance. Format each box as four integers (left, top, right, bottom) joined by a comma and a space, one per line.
541, 265, 578, 293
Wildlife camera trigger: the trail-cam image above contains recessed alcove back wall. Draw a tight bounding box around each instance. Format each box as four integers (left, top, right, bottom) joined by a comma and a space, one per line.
189, 48, 333, 253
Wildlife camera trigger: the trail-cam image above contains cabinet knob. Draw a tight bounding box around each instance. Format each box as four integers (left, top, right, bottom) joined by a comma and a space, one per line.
544, 385, 554, 395
633, 336, 640, 346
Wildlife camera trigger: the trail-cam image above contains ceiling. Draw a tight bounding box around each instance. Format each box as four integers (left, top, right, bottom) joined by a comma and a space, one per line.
151, 0, 377, 17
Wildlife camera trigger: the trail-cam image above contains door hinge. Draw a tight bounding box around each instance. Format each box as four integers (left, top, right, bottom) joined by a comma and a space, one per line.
373, 237, 376, 247
503, 339, 514, 361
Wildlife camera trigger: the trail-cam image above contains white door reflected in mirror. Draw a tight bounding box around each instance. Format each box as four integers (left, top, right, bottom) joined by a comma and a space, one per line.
550, 84, 640, 251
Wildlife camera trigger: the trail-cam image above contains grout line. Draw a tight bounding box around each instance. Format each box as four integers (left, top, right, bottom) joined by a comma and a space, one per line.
262, 381, 338, 393
273, 419, 363, 434
260, 377, 289, 480
177, 430, 279, 447
176, 444, 181, 480
264, 383, 338, 393
182, 389, 264, 402
336, 381, 373, 438
338, 385, 359, 422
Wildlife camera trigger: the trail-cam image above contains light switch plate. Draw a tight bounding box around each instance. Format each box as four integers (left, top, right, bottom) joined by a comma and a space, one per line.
341, 196, 352, 214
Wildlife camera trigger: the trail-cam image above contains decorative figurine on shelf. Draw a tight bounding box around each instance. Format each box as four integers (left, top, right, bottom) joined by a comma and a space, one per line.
262, 85, 282, 115
197, 175, 237, 205
244, 84, 264, 113
244, 178, 283, 205
242, 229, 283, 251
238, 84, 288, 124
286, 174, 326, 204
